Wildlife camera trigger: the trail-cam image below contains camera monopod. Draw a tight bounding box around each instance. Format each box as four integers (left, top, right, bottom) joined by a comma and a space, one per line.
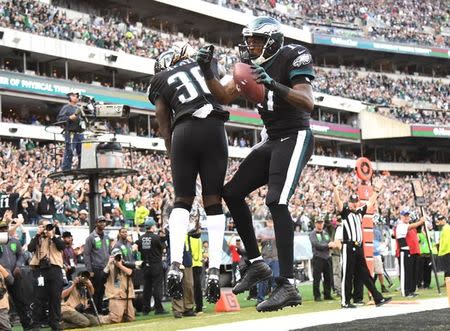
86, 288, 102, 326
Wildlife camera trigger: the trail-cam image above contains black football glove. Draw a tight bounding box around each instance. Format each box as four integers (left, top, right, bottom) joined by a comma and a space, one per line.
251, 65, 275, 88
196, 45, 215, 80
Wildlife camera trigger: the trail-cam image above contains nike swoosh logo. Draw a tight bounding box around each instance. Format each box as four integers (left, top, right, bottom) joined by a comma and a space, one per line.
280, 137, 290, 142
297, 49, 306, 55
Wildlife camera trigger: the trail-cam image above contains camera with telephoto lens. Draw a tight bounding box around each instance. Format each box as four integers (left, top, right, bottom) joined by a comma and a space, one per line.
45, 224, 55, 231
78, 271, 90, 283
114, 254, 122, 262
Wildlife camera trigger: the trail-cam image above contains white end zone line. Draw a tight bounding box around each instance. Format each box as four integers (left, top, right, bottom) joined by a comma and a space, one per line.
184, 298, 448, 331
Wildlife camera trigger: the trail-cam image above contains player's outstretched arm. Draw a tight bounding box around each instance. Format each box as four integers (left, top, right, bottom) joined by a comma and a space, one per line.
252, 65, 314, 112
196, 45, 239, 104
333, 184, 344, 213
155, 98, 172, 157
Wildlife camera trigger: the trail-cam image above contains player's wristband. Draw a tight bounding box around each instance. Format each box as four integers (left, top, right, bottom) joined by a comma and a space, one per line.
269, 81, 289, 99
200, 65, 214, 80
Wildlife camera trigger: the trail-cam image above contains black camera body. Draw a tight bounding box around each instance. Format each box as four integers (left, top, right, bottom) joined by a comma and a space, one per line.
45, 224, 55, 231
39, 256, 51, 269
74, 303, 86, 313
114, 254, 122, 262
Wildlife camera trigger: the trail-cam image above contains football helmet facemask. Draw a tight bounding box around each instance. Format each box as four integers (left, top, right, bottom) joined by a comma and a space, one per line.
239, 16, 284, 65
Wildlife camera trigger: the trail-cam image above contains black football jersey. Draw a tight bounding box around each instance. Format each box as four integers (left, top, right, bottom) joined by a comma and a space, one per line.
0, 192, 19, 219
148, 58, 229, 126
259, 44, 315, 139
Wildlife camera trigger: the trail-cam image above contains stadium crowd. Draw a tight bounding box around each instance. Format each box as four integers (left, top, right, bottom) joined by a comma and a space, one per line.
0, 0, 448, 126
313, 68, 450, 124
0, 140, 448, 232
0, 0, 239, 71
218, 0, 450, 47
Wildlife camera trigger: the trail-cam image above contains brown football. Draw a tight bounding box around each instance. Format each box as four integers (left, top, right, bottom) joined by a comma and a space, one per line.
233, 62, 265, 104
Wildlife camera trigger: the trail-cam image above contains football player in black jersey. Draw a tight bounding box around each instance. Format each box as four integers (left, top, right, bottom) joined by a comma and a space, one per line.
197, 17, 314, 312
148, 43, 229, 304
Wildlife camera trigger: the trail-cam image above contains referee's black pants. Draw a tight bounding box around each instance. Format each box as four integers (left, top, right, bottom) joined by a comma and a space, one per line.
341, 243, 383, 305
399, 250, 418, 296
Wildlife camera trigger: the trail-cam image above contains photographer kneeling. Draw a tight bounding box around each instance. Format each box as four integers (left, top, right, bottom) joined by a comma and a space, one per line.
103, 248, 135, 323
28, 219, 65, 331
61, 271, 100, 329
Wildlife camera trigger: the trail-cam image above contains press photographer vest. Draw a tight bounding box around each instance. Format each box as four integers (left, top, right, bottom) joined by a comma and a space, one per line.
30, 236, 64, 268
104, 264, 135, 299
0, 274, 9, 310
61, 284, 89, 313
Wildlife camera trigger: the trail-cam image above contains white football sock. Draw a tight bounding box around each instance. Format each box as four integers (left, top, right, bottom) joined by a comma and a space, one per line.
249, 256, 263, 264
168, 208, 190, 264
206, 214, 226, 270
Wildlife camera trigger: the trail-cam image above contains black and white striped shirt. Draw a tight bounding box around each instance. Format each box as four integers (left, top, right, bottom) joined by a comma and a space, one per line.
340, 204, 367, 243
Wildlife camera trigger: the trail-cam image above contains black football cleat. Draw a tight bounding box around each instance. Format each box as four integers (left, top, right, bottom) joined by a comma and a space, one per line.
341, 303, 357, 308
232, 260, 272, 295
375, 296, 392, 307
256, 277, 302, 312
205, 267, 221, 303
167, 262, 183, 300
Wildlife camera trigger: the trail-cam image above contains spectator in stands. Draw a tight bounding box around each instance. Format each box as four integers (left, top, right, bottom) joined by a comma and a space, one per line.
119, 193, 136, 227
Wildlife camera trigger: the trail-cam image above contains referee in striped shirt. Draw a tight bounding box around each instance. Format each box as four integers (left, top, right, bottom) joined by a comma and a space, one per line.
333, 184, 391, 308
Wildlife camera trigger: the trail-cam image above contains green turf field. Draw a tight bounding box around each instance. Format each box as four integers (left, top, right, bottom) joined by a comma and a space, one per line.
40, 272, 445, 331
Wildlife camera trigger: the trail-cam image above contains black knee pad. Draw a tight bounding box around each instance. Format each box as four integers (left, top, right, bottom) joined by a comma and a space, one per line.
204, 204, 223, 216
173, 201, 192, 211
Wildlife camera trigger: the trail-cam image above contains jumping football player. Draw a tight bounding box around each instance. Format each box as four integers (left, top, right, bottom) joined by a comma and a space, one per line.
148, 43, 229, 303
197, 17, 315, 312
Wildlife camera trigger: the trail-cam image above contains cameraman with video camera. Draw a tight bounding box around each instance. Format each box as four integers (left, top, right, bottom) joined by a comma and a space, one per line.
61, 271, 100, 329
28, 219, 65, 331
0, 212, 32, 330
103, 248, 135, 323
57, 91, 83, 171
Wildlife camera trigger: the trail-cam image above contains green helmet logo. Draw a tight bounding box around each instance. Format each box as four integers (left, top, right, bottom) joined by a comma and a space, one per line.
240, 16, 284, 65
